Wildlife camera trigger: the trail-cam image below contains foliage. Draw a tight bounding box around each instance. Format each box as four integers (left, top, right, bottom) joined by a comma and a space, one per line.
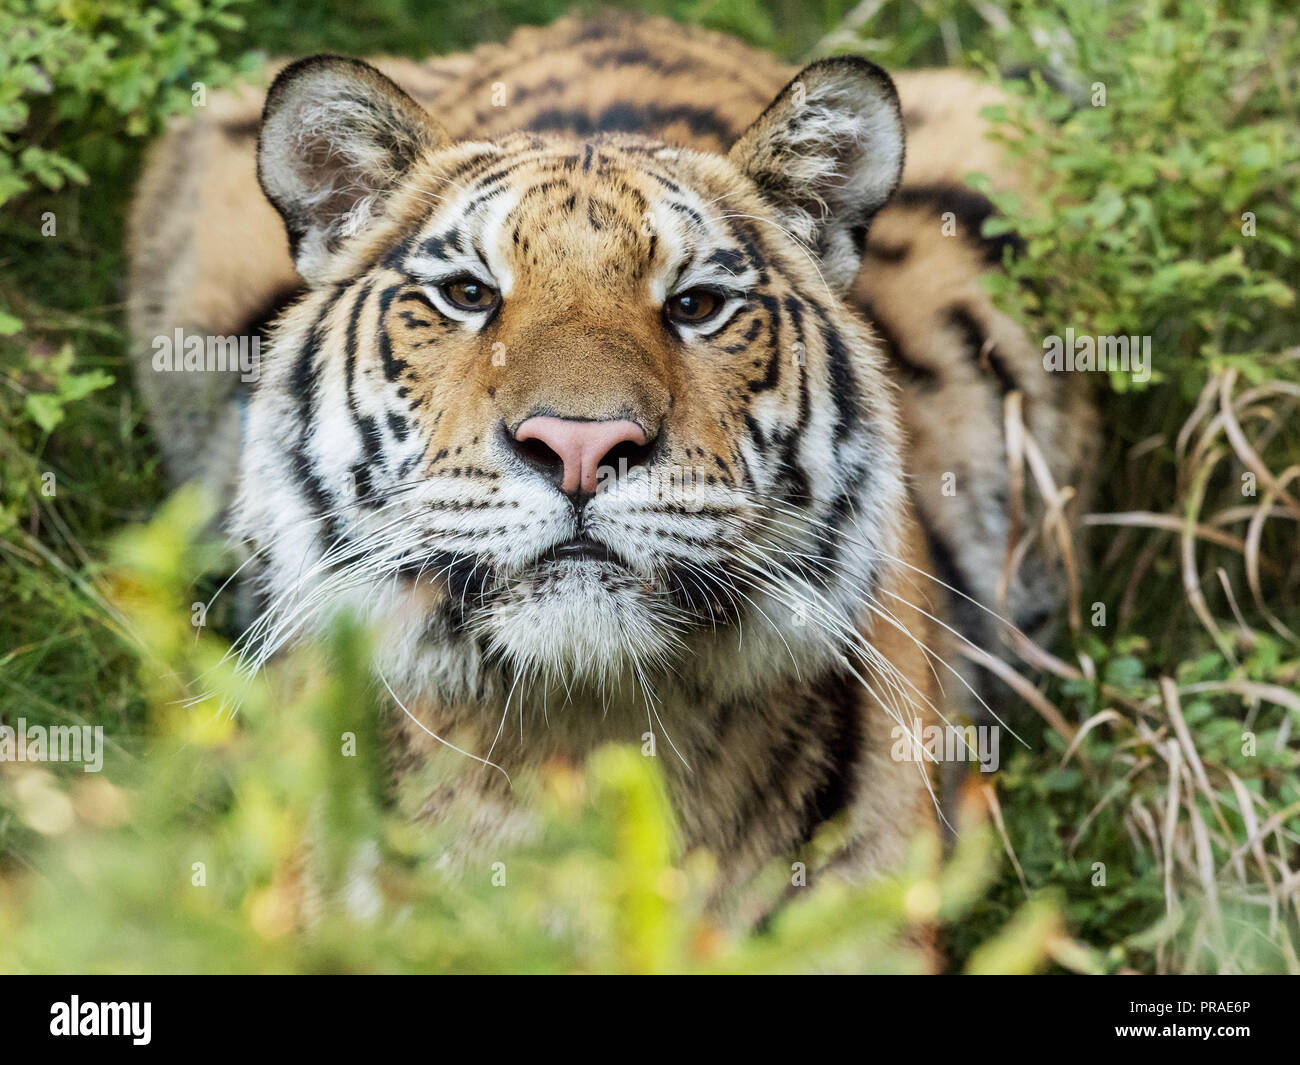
838, 0, 1300, 972
970, 0, 1298, 392
1, 0, 1298, 973
0, 0, 250, 209
0, 490, 1062, 974
0, 0, 258, 749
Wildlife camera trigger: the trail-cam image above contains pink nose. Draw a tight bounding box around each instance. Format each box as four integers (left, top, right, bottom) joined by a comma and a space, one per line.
513, 416, 648, 496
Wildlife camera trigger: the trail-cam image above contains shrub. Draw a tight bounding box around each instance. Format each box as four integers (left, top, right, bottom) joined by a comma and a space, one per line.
1, 0, 1296, 973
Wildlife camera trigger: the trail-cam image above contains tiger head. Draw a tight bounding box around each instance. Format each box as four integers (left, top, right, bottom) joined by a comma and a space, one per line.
238, 54, 908, 710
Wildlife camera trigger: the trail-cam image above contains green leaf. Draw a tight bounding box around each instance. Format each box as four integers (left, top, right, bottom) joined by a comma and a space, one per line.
57, 368, 114, 402
23, 392, 65, 433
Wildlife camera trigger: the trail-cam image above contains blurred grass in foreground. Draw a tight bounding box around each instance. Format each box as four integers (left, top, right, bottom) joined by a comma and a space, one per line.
1, 0, 1297, 973
1, 489, 1083, 974
833, 0, 1300, 976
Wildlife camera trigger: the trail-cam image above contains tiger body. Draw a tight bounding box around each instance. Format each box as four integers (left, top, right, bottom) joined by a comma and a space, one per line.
127, 15, 1092, 903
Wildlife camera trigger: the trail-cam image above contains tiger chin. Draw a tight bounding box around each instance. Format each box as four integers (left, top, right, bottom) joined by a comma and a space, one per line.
127, 15, 1094, 911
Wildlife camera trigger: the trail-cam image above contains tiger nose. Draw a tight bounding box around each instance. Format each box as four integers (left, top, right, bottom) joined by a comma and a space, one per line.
511, 416, 650, 498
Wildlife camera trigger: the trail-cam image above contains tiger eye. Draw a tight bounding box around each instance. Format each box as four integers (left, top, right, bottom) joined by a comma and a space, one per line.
666, 288, 723, 326
441, 279, 499, 312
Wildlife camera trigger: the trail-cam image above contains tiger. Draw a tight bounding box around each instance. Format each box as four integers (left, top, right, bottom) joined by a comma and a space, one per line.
126, 13, 1095, 906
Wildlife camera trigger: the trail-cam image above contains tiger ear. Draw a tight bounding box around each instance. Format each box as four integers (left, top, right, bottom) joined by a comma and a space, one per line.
258, 55, 447, 281
729, 57, 905, 291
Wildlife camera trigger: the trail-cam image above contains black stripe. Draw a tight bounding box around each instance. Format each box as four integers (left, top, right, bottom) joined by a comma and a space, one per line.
860, 301, 938, 391
665, 198, 706, 229
416, 228, 464, 260
744, 293, 781, 391
458, 183, 508, 218
455, 157, 538, 194
665, 559, 744, 627
524, 102, 734, 142
819, 320, 861, 445
813, 483, 859, 570
379, 233, 418, 272
783, 295, 811, 436
375, 284, 410, 382
238, 284, 303, 350
221, 118, 260, 140
947, 304, 1019, 396
644, 170, 683, 195
421, 553, 495, 633
770, 294, 813, 507
723, 217, 769, 285
288, 285, 348, 538
793, 668, 864, 848
921, 520, 986, 644
706, 247, 745, 272
586, 46, 702, 77
343, 282, 383, 507
864, 240, 910, 263
893, 184, 1025, 265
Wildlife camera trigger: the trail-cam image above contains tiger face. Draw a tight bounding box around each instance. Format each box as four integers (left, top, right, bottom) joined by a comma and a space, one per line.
238, 54, 908, 710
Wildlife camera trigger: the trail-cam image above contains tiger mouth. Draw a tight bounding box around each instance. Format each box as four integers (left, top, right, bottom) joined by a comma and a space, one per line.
536, 536, 624, 567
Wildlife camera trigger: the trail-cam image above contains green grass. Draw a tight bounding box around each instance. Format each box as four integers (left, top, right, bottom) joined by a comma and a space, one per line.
1, 0, 1297, 973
